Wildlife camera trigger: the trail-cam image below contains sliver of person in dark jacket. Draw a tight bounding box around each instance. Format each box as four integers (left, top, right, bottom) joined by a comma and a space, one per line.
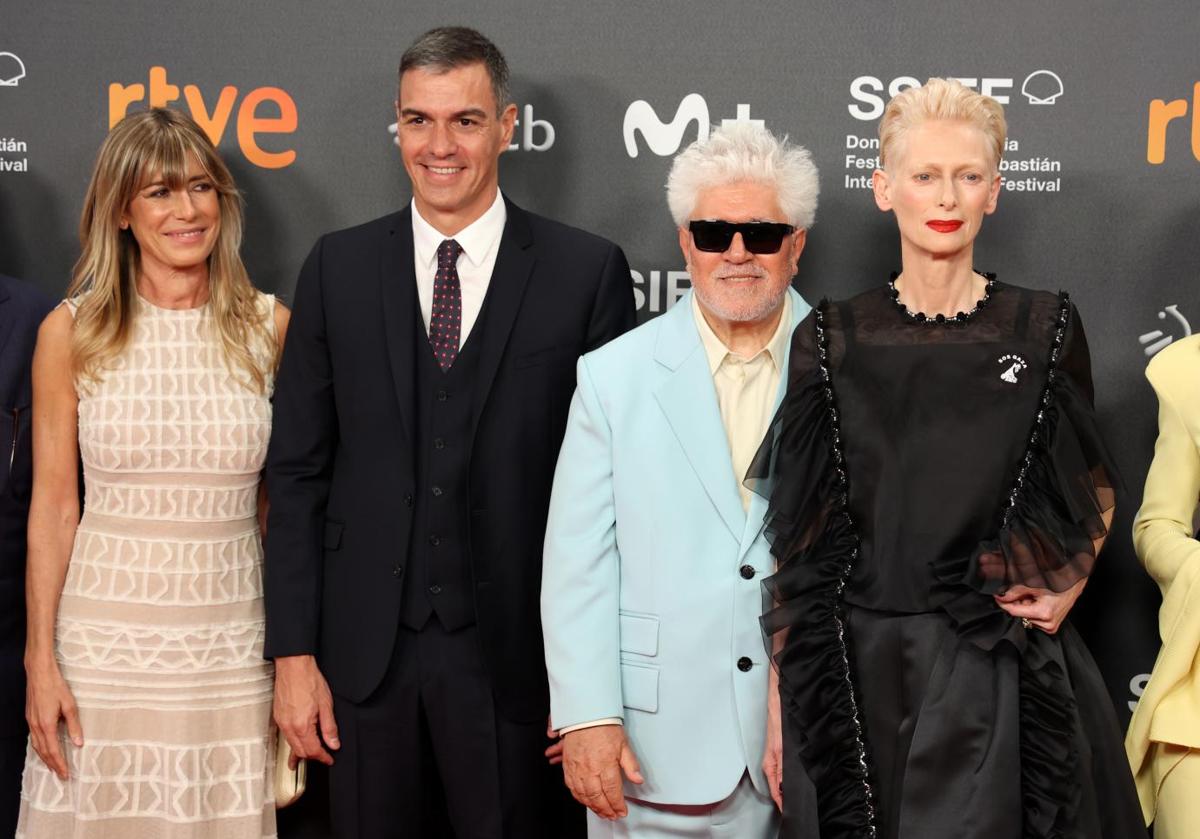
264, 26, 635, 839
0, 273, 54, 836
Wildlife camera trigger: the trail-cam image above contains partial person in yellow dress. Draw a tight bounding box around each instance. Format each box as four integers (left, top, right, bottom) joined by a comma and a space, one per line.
1127, 332, 1200, 839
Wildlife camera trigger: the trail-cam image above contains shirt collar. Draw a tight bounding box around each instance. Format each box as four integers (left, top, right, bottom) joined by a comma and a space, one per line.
411, 189, 507, 271
692, 291, 792, 375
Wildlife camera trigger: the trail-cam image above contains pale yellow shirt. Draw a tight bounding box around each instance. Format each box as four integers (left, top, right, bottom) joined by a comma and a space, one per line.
692, 292, 792, 510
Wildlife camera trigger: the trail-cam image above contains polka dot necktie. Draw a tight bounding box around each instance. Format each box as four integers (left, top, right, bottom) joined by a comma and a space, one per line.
430, 239, 463, 371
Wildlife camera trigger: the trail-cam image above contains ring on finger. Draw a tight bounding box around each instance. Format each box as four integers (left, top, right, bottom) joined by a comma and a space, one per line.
1020, 617, 1033, 630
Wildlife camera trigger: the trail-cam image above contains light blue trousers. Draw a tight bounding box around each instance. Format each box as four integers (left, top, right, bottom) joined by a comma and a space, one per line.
586, 771, 779, 838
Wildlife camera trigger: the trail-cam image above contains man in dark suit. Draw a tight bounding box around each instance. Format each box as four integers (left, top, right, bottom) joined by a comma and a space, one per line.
265, 26, 635, 839
0, 274, 54, 835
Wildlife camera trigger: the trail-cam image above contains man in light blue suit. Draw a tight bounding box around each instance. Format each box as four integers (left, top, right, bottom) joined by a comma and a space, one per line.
542, 123, 820, 837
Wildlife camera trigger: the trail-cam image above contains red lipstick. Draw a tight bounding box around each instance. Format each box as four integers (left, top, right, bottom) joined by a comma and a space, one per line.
926, 220, 963, 233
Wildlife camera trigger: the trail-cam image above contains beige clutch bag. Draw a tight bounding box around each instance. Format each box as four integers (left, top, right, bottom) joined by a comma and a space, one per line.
274, 734, 307, 808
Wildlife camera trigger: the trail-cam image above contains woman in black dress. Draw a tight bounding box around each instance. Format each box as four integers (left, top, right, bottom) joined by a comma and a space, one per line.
752, 78, 1146, 838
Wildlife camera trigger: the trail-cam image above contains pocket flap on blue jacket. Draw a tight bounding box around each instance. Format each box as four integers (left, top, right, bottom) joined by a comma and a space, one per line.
620, 662, 658, 713
618, 611, 659, 657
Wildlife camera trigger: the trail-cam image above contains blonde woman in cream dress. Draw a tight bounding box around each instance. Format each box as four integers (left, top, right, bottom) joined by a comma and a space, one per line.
18, 107, 288, 838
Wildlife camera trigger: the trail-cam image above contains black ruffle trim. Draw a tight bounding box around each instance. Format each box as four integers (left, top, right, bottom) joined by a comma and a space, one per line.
756, 303, 879, 838
930, 292, 1112, 839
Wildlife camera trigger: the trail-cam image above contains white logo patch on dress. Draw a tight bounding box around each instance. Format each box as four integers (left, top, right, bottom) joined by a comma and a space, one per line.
997, 354, 1027, 384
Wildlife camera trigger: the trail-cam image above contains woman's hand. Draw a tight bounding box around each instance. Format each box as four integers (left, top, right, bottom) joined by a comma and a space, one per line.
24, 308, 84, 782
763, 679, 784, 811
993, 577, 1088, 634
25, 658, 83, 780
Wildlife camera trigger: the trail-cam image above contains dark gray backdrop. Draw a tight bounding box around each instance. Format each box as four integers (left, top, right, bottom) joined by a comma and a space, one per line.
3, 1, 1198, 832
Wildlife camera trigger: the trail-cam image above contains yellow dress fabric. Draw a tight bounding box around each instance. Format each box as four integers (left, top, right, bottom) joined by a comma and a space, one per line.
1126, 333, 1200, 829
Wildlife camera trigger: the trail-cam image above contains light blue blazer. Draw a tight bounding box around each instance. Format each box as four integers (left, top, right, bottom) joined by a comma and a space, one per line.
541, 288, 809, 805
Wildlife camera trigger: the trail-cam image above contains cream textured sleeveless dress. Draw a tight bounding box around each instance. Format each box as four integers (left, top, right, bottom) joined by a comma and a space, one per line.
17, 293, 277, 839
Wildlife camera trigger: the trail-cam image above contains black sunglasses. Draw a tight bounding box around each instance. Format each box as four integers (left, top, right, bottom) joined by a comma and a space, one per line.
688, 220, 796, 254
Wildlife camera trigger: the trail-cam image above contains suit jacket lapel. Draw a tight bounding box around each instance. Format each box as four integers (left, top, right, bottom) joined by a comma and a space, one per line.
378, 208, 418, 443
470, 198, 535, 440
654, 293, 745, 543
737, 287, 807, 561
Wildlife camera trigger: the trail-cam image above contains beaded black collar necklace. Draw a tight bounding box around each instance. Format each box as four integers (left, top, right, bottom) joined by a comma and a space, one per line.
887, 271, 998, 325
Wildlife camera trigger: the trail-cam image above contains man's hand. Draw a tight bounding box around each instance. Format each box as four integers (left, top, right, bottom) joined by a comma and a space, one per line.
562, 724, 644, 820
994, 577, 1088, 635
763, 679, 783, 811
274, 654, 339, 767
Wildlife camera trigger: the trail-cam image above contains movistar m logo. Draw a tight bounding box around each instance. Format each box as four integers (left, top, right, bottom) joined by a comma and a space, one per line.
623, 94, 763, 158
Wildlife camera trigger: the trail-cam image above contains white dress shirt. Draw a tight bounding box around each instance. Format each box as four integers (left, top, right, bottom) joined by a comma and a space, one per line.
411, 189, 507, 348
558, 293, 792, 736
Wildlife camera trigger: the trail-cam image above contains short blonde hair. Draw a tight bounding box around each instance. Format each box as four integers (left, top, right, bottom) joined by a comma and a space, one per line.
878, 78, 1007, 171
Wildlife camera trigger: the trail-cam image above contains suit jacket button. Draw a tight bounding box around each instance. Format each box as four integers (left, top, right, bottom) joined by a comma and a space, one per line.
429, 534, 440, 547
739, 564, 755, 580
392, 565, 403, 578
737, 656, 753, 672
429, 585, 442, 595
404, 493, 414, 507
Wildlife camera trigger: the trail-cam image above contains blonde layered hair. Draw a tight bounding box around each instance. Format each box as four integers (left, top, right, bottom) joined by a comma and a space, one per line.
68, 108, 276, 392
878, 78, 1007, 171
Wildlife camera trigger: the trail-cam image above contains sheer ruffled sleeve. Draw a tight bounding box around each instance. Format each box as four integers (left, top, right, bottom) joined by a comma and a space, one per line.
747, 304, 879, 836
928, 295, 1124, 837
934, 298, 1120, 605
746, 308, 843, 579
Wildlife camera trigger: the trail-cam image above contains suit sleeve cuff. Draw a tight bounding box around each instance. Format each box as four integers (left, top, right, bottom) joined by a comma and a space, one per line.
559, 717, 623, 735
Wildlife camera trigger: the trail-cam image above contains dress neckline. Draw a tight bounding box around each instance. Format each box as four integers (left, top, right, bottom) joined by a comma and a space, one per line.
887, 271, 998, 326
136, 293, 209, 314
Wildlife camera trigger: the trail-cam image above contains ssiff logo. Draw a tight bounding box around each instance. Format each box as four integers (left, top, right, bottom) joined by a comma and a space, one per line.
0, 51, 26, 86
1139, 304, 1191, 357
848, 72, 1063, 120
631, 269, 690, 314
1147, 82, 1200, 164
109, 67, 298, 169
1020, 71, 1063, 104
623, 94, 764, 158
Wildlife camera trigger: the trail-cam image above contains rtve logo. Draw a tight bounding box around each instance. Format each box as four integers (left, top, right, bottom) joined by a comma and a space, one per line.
1139, 304, 1191, 358
623, 94, 764, 158
108, 67, 298, 169
1147, 83, 1200, 164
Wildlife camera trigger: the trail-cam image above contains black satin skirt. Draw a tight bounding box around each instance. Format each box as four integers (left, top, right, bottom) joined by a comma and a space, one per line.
782, 605, 1145, 839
